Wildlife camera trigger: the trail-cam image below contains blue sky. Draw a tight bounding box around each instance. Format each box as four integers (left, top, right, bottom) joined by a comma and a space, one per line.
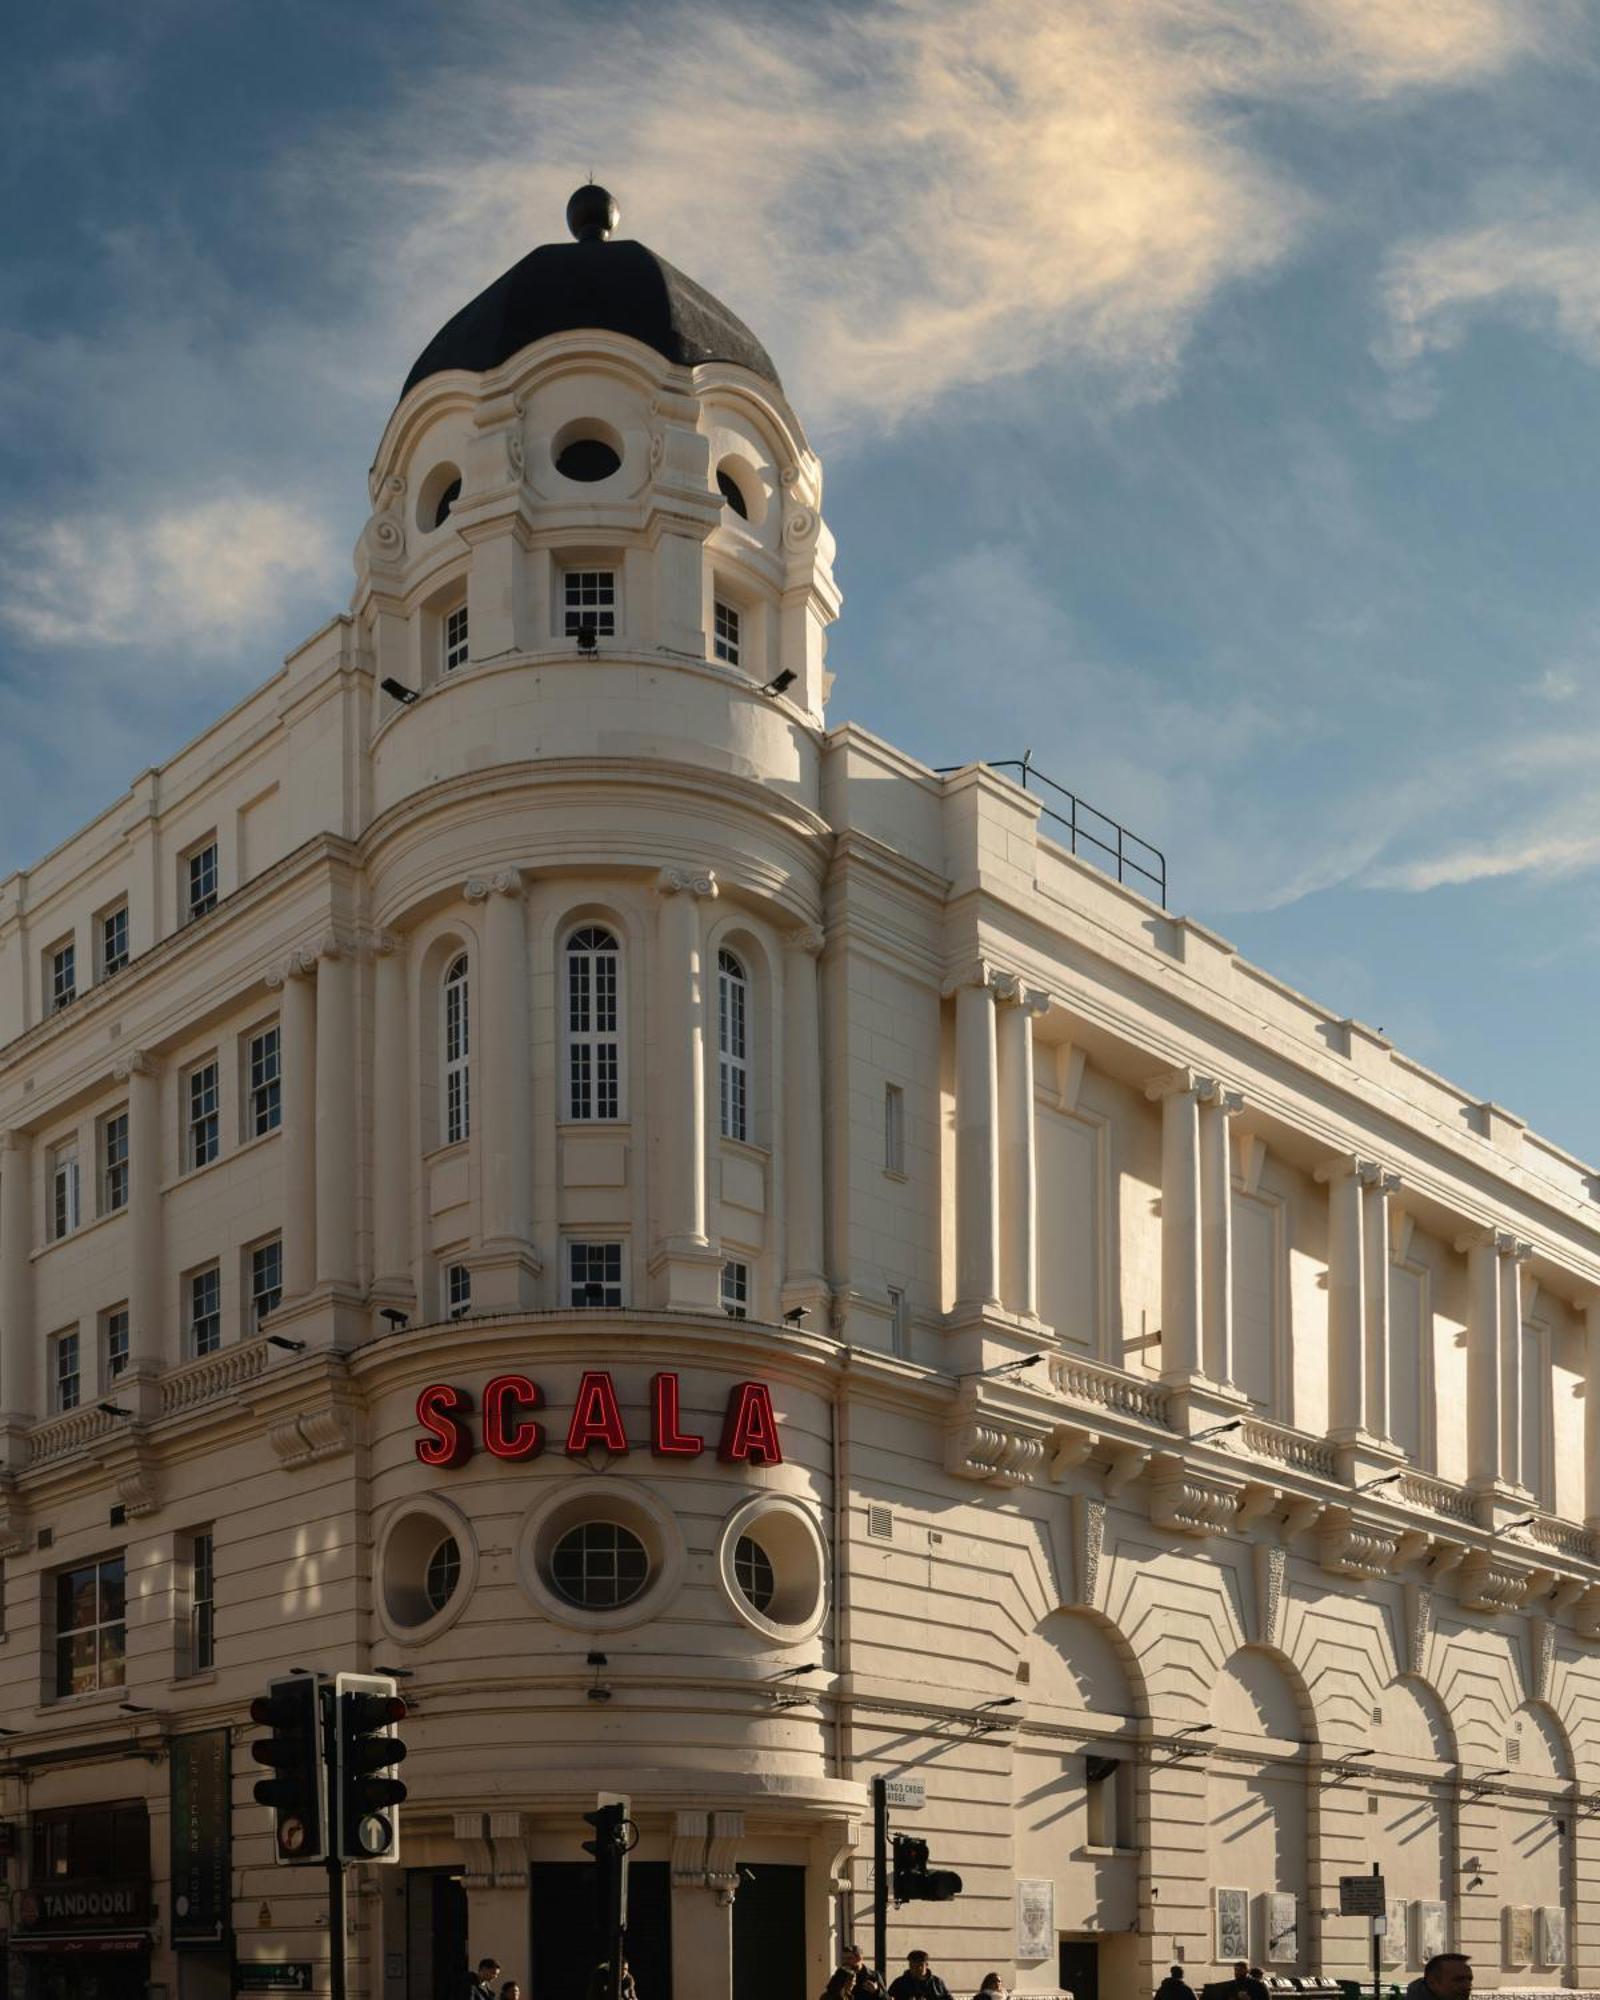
4, 0, 1600, 1158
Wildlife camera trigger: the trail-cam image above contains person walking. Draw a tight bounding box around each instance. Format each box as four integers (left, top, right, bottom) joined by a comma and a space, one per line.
971, 1976, 1007, 2000
469, 1959, 501, 2000
1155, 1967, 1197, 2000
820, 1974, 857, 2000
887, 1951, 952, 2000
1404, 1955, 1473, 1999
840, 1945, 888, 2000
498, 1983, 521, 2000
1232, 1963, 1268, 2000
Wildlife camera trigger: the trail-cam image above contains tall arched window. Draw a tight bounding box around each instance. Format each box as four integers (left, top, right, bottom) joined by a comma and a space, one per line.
443, 954, 470, 1143
566, 927, 621, 1120
718, 948, 748, 1142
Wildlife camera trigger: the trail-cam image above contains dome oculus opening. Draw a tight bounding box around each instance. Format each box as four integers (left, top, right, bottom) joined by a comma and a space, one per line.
556, 437, 622, 483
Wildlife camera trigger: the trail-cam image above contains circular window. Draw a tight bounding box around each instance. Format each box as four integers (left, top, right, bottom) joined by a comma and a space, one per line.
718, 1496, 827, 1643
415, 462, 464, 533
551, 419, 625, 485
551, 1522, 649, 1608
713, 455, 767, 527
425, 1535, 461, 1613
557, 437, 622, 482
733, 1533, 775, 1613
717, 467, 749, 519
518, 1478, 686, 1632
375, 1498, 477, 1644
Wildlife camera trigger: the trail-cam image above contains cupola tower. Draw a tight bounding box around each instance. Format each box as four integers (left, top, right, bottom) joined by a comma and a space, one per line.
354, 187, 840, 821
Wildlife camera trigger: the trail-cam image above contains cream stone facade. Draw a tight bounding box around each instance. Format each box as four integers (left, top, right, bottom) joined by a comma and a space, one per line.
1, 190, 1599, 2000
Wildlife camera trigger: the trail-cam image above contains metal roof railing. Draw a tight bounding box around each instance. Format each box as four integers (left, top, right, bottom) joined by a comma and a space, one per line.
937, 751, 1167, 908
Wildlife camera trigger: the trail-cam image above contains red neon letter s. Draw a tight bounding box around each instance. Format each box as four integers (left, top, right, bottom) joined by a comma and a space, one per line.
483, 1374, 543, 1460
565, 1371, 630, 1455
415, 1384, 473, 1467
718, 1381, 782, 1465
650, 1372, 704, 1457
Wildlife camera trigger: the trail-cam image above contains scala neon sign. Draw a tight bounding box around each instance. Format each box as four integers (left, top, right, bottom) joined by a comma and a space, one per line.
414, 1370, 782, 1468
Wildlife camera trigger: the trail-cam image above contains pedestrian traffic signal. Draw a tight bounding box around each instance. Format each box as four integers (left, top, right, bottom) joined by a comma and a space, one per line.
250, 1673, 328, 1866
891, 1833, 962, 1903
581, 1798, 631, 1947
334, 1671, 408, 1864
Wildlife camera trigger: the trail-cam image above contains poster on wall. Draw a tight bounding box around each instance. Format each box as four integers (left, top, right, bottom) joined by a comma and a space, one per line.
1264, 1893, 1297, 1963
1504, 1905, 1534, 1966
1381, 1898, 1407, 1967
1016, 1879, 1054, 1962
1215, 1888, 1249, 1963
1415, 1900, 1449, 1963
1538, 1906, 1566, 1968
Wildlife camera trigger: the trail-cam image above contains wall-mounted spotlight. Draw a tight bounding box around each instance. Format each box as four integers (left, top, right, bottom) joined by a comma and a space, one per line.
97, 1402, 133, 1419
769, 1663, 822, 1680
761, 669, 797, 697
1500, 1515, 1538, 1535
586, 1650, 611, 1702
967, 1354, 1044, 1382
782, 1306, 810, 1326
574, 623, 599, 657
266, 1335, 307, 1353
380, 678, 419, 706
379, 1309, 410, 1332
1356, 1470, 1403, 1493
1191, 1418, 1243, 1443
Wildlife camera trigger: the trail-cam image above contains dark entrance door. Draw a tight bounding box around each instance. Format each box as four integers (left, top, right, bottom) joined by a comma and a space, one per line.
731, 1865, 805, 2000
530, 1861, 671, 2000
1058, 1940, 1099, 2000
406, 1869, 468, 2000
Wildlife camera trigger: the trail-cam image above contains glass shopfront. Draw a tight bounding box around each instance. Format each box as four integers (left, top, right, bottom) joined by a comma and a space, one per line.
13, 1804, 151, 2000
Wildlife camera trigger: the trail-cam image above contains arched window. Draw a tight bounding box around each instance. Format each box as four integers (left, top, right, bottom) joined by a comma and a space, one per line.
718, 948, 748, 1141
443, 954, 470, 1143
566, 927, 621, 1120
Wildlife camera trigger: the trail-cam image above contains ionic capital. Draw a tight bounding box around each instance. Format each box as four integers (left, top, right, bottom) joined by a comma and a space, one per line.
1315, 1152, 1371, 1186
464, 868, 525, 902
656, 866, 718, 900
1144, 1065, 1208, 1104
1200, 1078, 1246, 1117
785, 925, 826, 958
111, 1050, 156, 1083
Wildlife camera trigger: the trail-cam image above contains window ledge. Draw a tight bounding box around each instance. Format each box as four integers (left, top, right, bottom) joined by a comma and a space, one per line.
38, 1684, 128, 1716
162, 1122, 278, 1196
882, 1168, 910, 1184
170, 1668, 218, 1691
1077, 1845, 1140, 1859
31, 1203, 124, 1263
718, 1136, 770, 1164
423, 1138, 470, 1167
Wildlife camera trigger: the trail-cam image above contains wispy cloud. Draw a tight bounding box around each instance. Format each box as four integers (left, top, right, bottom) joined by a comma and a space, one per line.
0, 494, 341, 655
1375, 183, 1600, 411
321, 0, 1555, 440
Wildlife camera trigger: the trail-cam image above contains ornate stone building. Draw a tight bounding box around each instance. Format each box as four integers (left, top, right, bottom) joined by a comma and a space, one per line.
0, 185, 1597, 2000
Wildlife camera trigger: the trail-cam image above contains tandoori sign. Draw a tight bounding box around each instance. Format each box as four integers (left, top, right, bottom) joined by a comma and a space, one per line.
414, 1370, 782, 1468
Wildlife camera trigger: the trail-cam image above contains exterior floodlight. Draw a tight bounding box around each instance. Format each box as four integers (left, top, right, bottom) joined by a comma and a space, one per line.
379, 1309, 409, 1331
97, 1402, 133, 1418
761, 669, 797, 696
267, 1334, 307, 1353
1192, 1418, 1243, 1443
1357, 1470, 1403, 1492
380, 678, 419, 706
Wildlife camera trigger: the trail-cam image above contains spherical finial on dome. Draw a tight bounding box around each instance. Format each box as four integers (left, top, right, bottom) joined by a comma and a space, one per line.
567, 184, 620, 243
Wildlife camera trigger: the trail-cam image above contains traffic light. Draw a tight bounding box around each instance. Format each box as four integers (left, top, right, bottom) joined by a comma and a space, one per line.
891, 1833, 962, 1904
250, 1673, 329, 1865
581, 1799, 631, 1948
334, 1671, 408, 1863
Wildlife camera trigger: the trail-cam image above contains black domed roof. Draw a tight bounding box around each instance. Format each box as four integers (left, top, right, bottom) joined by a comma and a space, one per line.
400, 186, 781, 398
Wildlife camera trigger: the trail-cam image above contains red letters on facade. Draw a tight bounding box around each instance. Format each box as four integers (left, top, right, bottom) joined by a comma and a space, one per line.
483, 1374, 543, 1460
650, 1372, 704, 1456
717, 1381, 782, 1465
415, 1383, 473, 1467
564, 1371, 630, 1455
411, 1372, 780, 1467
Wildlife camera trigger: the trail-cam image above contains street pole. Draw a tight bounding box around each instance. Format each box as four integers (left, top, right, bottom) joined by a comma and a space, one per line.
1371, 1859, 1380, 2000
873, 1776, 888, 1979
323, 1682, 347, 2000
328, 1855, 347, 2000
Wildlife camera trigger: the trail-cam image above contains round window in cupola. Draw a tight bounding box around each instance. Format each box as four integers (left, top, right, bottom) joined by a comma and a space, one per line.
416, 462, 464, 532
552, 419, 624, 484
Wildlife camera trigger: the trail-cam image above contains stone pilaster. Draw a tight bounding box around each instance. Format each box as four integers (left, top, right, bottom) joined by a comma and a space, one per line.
650, 866, 721, 1309
781, 926, 827, 1315
369, 932, 414, 1319
465, 872, 540, 1307
0, 1129, 35, 1430
996, 977, 1050, 1324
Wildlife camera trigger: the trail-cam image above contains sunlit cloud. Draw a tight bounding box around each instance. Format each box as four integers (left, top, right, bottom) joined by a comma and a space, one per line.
0, 495, 341, 655
326, 0, 1554, 439
1375, 185, 1600, 412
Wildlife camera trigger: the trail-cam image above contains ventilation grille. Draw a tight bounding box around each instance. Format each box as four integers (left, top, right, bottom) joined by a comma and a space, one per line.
36, 1526, 52, 1551
1015, 1660, 1032, 1685
1507, 1736, 1521, 1763
866, 1505, 893, 1542
1371, 1705, 1383, 1724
